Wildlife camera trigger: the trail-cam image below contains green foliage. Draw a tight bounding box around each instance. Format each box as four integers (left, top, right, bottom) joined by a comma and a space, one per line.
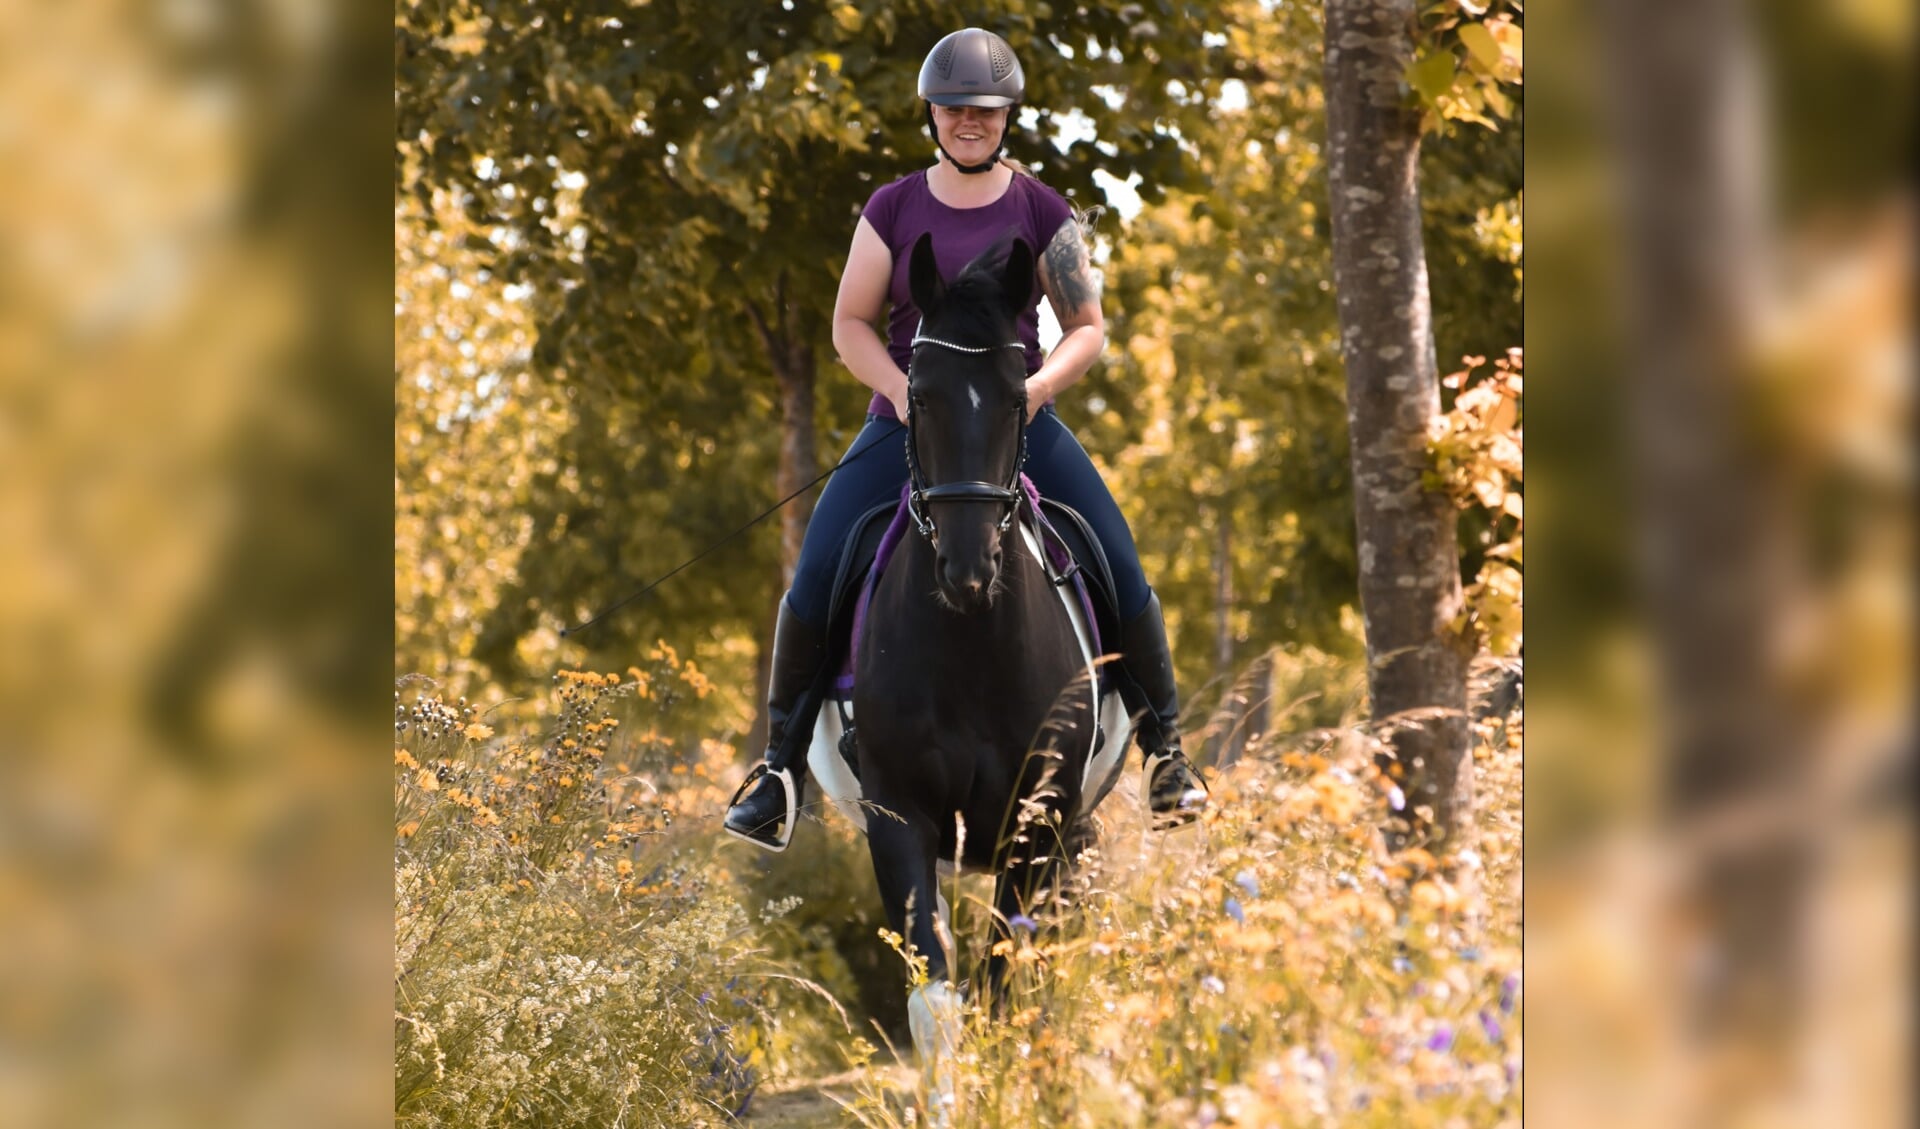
394, 0, 1521, 759
1088, 0, 1520, 701
1089, 1, 1354, 701
1410, 1, 1524, 132
396, 0, 1247, 706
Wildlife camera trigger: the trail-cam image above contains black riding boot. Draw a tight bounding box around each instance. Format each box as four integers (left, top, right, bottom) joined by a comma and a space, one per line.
1118, 590, 1210, 826
723, 598, 831, 851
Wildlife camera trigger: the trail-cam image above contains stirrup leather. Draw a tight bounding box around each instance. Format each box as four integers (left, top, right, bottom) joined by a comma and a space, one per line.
722, 763, 799, 852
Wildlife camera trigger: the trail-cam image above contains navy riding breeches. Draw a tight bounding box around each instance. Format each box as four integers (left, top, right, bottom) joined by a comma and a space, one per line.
786, 407, 1152, 627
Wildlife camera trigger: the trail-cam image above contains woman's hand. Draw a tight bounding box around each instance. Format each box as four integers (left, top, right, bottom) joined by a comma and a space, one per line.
889, 387, 912, 422
1023, 374, 1052, 423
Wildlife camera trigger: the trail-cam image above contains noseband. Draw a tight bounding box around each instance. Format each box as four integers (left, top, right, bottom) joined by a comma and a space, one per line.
904, 331, 1029, 542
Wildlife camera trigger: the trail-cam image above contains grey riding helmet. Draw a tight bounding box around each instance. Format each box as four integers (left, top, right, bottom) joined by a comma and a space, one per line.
918, 28, 1025, 174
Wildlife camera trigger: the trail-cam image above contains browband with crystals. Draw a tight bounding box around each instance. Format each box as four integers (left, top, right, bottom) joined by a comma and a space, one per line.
910, 334, 1025, 354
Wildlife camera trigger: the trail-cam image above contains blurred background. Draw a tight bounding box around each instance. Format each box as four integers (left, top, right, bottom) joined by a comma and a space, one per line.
0, 0, 391, 1125
0, 0, 1906, 1126
1527, 0, 1911, 1125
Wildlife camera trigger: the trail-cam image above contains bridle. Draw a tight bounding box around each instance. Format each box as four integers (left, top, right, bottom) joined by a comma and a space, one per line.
903, 329, 1029, 542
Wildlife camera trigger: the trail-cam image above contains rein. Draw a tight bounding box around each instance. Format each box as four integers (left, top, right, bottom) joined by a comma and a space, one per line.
904, 330, 1029, 541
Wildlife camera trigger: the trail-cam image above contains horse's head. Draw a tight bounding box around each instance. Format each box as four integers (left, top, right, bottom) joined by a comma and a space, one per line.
904, 230, 1034, 612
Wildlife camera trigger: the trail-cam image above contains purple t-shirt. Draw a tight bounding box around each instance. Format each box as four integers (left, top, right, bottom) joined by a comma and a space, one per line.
858, 169, 1076, 420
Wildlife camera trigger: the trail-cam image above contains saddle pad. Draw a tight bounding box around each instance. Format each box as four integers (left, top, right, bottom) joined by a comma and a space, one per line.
830, 477, 1101, 700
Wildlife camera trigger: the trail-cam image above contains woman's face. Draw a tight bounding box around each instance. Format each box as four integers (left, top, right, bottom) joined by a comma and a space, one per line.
931, 103, 1009, 165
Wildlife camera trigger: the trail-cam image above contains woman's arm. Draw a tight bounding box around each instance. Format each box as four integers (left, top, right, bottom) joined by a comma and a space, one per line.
831, 218, 910, 419
1030, 216, 1107, 420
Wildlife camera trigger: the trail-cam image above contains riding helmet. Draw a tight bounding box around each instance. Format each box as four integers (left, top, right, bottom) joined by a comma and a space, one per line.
917, 28, 1025, 107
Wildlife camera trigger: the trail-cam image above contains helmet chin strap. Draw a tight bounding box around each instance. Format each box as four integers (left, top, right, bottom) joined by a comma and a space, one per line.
926, 103, 1006, 176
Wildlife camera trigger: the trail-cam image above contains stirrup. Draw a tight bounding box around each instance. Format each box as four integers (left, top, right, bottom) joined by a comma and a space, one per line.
722, 763, 799, 852
1144, 751, 1209, 828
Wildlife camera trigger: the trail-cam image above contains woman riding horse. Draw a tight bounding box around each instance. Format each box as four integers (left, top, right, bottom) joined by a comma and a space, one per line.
725, 27, 1208, 849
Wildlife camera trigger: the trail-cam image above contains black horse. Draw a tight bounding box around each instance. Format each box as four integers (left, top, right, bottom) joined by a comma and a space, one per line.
807, 232, 1131, 1062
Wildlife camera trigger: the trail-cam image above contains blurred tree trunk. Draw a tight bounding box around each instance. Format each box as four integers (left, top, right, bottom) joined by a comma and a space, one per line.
745, 272, 819, 757
747, 271, 819, 586
1604, 0, 1807, 1108
1323, 0, 1473, 850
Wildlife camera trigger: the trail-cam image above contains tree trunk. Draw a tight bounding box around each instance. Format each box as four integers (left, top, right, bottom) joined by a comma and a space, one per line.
762, 274, 821, 586
1323, 0, 1473, 850
745, 277, 821, 757
773, 343, 818, 585
1604, 0, 1807, 1110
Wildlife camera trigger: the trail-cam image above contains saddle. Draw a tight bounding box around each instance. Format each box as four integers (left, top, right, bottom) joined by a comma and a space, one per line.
822, 478, 1120, 705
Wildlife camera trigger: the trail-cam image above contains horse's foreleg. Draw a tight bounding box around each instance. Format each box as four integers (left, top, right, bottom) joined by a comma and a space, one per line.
984, 841, 1070, 1014
866, 808, 951, 986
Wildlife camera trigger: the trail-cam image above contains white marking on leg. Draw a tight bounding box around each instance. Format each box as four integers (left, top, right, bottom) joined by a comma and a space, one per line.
968, 383, 981, 412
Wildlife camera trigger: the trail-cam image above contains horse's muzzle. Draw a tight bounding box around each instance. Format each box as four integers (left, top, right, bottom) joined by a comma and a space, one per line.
936, 546, 1003, 611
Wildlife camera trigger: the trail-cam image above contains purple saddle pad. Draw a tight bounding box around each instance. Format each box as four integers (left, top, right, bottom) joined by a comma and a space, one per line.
830, 476, 1101, 701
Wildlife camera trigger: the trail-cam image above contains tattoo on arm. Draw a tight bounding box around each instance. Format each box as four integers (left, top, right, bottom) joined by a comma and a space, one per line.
1042, 220, 1101, 318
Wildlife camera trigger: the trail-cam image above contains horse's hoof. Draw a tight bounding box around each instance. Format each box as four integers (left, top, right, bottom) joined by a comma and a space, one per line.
909, 981, 965, 1123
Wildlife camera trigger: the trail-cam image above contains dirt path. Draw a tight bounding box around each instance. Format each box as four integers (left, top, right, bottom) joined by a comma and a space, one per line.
745, 1064, 914, 1127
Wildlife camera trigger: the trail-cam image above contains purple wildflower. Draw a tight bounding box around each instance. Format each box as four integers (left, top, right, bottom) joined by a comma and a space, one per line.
1388, 785, 1406, 812
1392, 955, 1412, 975
1426, 1024, 1454, 1053
1234, 869, 1260, 900
1479, 1008, 1504, 1043
1201, 975, 1226, 995
1009, 913, 1038, 934
1225, 896, 1246, 925
1458, 945, 1482, 962
1499, 972, 1520, 1014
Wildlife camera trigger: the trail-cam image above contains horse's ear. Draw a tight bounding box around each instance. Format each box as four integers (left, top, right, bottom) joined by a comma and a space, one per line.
1002, 237, 1034, 314
908, 232, 945, 315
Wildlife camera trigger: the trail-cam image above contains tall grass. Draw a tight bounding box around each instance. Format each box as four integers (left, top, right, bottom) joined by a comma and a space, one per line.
833, 692, 1524, 1128
394, 649, 1522, 1127
393, 655, 850, 1127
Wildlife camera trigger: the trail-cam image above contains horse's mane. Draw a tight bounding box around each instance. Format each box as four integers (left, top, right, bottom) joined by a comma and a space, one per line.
930, 229, 1024, 347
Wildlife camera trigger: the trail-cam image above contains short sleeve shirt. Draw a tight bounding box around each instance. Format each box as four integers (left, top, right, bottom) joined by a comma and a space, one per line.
858, 169, 1076, 420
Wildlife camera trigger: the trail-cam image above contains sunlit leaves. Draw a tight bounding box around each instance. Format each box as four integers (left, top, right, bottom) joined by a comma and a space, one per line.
1428, 349, 1524, 656
1409, 1, 1523, 133
1409, 51, 1458, 104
